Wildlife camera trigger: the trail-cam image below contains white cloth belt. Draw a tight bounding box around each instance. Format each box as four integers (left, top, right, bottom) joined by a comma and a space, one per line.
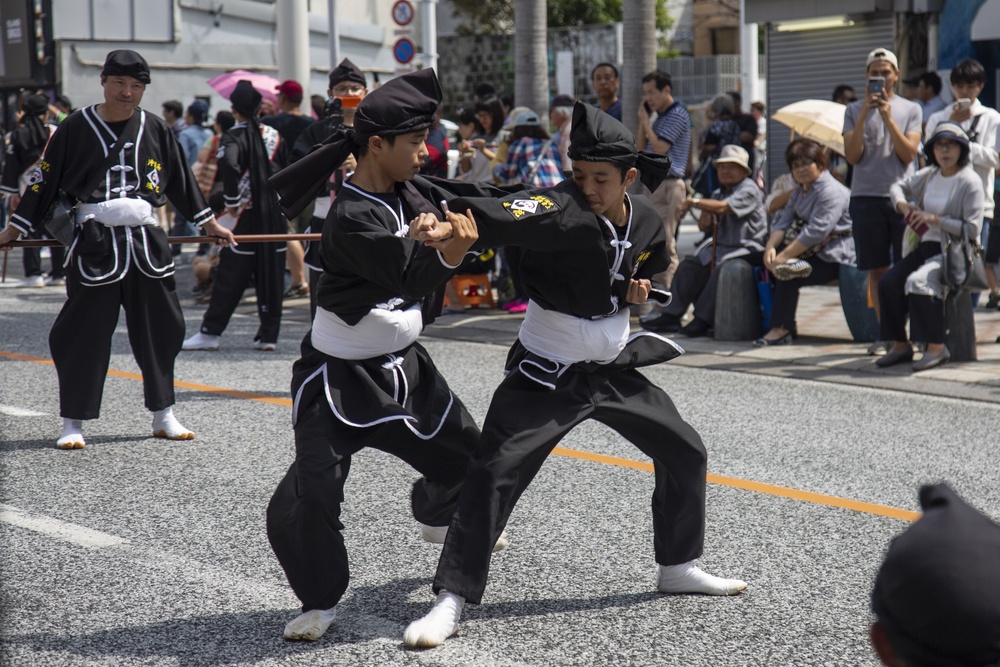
313, 194, 332, 221
518, 299, 630, 365
311, 304, 423, 360
77, 199, 157, 227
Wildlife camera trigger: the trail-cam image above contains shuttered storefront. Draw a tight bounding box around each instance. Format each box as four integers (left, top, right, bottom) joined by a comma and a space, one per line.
766, 14, 895, 185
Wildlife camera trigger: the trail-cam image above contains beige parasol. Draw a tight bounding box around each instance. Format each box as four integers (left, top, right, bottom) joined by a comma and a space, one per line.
772, 99, 848, 156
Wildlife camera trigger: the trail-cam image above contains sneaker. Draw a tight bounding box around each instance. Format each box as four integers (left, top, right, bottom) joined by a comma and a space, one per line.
17, 275, 45, 288
182, 331, 220, 350
771, 260, 813, 281
44, 275, 66, 287
284, 283, 310, 299
253, 340, 277, 351
678, 317, 711, 338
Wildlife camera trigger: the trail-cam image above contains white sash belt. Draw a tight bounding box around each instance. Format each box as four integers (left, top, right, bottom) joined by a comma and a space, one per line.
77, 199, 157, 227
312, 304, 423, 360
313, 195, 332, 220
518, 300, 629, 365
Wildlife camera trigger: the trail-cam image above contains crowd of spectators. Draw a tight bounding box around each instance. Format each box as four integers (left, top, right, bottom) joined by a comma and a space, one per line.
3, 45, 998, 365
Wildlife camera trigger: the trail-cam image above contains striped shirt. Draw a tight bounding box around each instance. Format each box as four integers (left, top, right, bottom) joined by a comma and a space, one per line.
647, 102, 691, 178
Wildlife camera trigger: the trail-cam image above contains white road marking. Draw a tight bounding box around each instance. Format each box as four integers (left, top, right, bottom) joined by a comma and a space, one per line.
0, 404, 48, 417
0, 503, 129, 549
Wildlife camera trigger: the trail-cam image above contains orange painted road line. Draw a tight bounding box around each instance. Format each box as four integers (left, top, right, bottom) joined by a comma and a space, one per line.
2, 349, 920, 522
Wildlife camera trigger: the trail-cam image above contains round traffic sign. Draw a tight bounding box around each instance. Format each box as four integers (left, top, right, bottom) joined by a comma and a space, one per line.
393, 37, 416, 65
392, 0, 415, 26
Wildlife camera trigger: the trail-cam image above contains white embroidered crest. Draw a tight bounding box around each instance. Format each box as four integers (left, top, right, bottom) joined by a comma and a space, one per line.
26, 167, 44, 186
510, 199, 539, 214
216, 144, 225, 160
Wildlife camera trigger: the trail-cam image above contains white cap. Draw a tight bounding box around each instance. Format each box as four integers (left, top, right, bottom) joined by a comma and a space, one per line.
713, 144, 751, 175
866, 48, 898, 70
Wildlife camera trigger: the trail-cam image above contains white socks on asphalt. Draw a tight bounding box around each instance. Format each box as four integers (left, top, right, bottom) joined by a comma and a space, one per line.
656, 561, 747, 596
419, 523, 511, 553
403, 590, 464, 648
56, 418, 85, 449
152, 407, 195, 440
283, 606, 338, 641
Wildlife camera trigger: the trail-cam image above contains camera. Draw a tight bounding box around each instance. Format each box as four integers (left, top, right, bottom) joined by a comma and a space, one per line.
323, 96, 345, 127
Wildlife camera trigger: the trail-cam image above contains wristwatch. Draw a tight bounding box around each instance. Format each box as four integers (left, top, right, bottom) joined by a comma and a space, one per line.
690, 196, 701, 207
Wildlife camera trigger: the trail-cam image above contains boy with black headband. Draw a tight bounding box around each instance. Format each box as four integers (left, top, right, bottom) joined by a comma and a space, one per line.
403, 103, 747, 648
265, 69, 506, 642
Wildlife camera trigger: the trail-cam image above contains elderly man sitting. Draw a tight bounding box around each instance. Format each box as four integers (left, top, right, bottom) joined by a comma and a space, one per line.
641, 144, 766, 336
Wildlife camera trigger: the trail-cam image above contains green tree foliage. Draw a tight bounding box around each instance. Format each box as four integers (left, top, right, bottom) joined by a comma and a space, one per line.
449, 0, 673, 36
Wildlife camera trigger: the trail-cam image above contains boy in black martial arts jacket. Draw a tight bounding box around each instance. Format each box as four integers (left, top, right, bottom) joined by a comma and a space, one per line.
264, 69, 507, 642
403, 103, 747, 647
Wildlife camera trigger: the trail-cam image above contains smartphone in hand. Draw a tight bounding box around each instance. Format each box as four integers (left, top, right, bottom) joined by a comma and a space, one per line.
905, 211, 929, 237
643, 101, 653, 114
867, 77, 886, 97
953, 98, 972, 113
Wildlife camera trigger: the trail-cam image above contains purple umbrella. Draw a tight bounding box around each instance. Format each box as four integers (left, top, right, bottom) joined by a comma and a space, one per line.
207, 70, 281, 105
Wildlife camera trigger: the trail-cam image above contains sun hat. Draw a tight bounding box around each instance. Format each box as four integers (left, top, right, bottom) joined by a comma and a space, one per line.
512, 111, 541, 127
713, 144, 751, 174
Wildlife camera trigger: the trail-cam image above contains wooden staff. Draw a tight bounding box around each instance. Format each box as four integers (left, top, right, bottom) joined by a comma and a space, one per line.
4, 233, 323, 248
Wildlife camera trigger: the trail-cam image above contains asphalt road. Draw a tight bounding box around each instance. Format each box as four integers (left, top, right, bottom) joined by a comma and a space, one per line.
2, 256, 998, 666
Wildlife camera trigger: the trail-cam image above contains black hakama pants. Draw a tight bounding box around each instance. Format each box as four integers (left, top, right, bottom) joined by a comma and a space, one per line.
433, 366, 708, 604
49, 265, 184, 420
199, 244, 285, 344
266, 380, 481, 613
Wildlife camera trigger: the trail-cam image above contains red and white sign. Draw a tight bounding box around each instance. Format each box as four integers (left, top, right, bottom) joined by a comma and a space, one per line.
392, 0, 415, 26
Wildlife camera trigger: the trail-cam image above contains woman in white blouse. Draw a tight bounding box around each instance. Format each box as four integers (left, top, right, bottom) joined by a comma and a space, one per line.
877, 123, 985, 370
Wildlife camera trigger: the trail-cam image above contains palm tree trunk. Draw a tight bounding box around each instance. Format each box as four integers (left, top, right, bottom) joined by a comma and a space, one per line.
514, 0, 549, 119
622, 0, 657, 138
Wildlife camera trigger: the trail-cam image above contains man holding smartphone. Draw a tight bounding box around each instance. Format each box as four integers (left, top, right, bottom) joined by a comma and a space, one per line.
923, 58, 1000, 309
634, 70, 691, 298
843, 48, 923, 354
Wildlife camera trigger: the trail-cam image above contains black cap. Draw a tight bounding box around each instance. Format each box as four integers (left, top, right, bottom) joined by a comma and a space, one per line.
23, 95, 49, 117
569, 101, 636, 166
353, 68, 441, 139
872, 483, 1000, 666
230, 80, 262, 118
568, 102, 671, 192
101, 49, 151, 84
329, 58, 367, 89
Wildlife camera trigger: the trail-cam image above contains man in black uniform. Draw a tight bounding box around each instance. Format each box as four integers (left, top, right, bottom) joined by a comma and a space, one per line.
182, 81, 288, 351
265, 69, 506, 642
290, 58, 369, 318
403, 103, 747, 648
0, 50, 236, 449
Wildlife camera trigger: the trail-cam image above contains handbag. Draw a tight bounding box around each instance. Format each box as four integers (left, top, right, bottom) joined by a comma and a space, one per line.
941, 222, 990, 291
42, 111, 142, 247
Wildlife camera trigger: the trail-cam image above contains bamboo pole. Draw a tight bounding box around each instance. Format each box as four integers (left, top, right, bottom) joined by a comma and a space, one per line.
4, 233, 323, 248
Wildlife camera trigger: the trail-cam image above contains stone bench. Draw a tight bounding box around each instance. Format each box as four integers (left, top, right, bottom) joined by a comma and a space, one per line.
712, 259, 879, 342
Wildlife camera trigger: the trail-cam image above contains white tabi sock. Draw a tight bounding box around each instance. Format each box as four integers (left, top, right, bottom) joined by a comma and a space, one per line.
152, 407, 195, 440
403, 590, 465, 648
283, 606, 338, 641
56, 418, 85, 449
419, 523, 511, 553
656, 561, 747, 596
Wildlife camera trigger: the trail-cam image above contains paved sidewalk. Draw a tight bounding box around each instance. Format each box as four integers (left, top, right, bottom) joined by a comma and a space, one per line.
423, 285, 1000, 404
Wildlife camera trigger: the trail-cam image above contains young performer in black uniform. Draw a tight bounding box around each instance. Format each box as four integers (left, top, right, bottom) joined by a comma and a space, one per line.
1, 95, 63, 286
290, 58, 369, 318
0, 50, 236, 449
403, 103, 747, 648
265, 69, 506, 642
182, 81, 288, 351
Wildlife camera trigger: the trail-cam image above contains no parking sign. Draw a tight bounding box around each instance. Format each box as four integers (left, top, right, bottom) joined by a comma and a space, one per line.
393, 38, 416, 65
392, 0, 415, 26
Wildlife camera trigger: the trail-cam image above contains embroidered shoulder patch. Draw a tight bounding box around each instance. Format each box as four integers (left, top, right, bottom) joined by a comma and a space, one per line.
502, 194, 559, 219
